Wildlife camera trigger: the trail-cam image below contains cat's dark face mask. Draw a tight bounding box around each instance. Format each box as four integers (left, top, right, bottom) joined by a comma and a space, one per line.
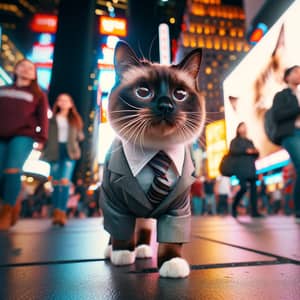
108, 41, 205, 148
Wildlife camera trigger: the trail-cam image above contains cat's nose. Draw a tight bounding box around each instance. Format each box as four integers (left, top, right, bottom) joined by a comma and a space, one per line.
157, 98, 174, 114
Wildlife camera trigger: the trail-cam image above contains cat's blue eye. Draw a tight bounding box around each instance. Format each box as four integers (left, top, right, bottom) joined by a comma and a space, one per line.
173, 89, 188, 102
135, 86, 153, 100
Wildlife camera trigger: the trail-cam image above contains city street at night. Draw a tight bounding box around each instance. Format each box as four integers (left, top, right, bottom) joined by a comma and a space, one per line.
1, 216, 299, 299
1, 0, 300, 299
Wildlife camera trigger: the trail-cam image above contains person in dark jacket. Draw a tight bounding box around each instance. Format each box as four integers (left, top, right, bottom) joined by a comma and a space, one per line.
229, 122, 262, 218
0, 59, 49, 230
272, 65, 300, 220
43, 93, 84, 226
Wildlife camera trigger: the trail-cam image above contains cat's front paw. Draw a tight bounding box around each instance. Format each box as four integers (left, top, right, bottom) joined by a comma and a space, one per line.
159, 258, 190, 278
135, 244, 153, 259
111, 250, 136, 266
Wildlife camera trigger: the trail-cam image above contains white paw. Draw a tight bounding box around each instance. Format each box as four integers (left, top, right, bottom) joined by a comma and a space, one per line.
104, 245, 112, 258
159, 258, 190, 278
135, 244, 153, 259
111, 250, 136, 266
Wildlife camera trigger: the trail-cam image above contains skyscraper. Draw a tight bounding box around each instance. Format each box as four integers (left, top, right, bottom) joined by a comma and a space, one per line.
176, 0, 250, 120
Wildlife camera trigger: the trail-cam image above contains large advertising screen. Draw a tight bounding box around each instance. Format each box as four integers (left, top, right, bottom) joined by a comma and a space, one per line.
205, 119, 227, 179
223, 0, 300, 160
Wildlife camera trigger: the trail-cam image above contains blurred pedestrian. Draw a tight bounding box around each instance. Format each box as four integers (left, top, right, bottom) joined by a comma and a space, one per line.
204, 178, 216, 215
215, 175, 231, 215
271, 183, 282, 214
74, 178, 87, 218
282, 163, 295, 215
0, 59, 48, 230
258, 175, 271, 214
190, 176, 205, 215
229, 122, 263, 218
43, 93, 84, 226
272, 65, 300, 219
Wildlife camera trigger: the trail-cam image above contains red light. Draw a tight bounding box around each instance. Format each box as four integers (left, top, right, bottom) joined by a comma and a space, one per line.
31, 14, 57, 33
249, 28, 264, 43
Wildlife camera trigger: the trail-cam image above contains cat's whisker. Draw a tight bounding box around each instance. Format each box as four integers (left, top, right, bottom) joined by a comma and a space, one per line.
116, 118, 145, 138
119, 96, 141, 110
109, 114, 141, 124
136, 121, 149, 154
127, 119, 148, 149
140, 122, 149, 153
117, 117, 145, 135
110, 109, 142, 114
183, 111, 203, 115
179, 126, 190, 142
119, 116, 147, 138
132, 119, 146, 147
135, 120, 147, 152
185, 118, 200, 130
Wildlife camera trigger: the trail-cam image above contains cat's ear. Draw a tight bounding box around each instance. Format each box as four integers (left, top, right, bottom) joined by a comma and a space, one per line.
176, 48, 202, 79
114, 41, 140, 78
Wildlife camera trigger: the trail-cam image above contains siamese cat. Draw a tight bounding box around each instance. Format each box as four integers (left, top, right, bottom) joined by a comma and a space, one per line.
100, 41, 205, 278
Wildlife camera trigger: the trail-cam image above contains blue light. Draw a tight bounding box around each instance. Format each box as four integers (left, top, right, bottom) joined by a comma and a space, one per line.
98, 69, 115, 93
37, 67, 52, 90
256, 159, 290, 174
38, 33, 54, 45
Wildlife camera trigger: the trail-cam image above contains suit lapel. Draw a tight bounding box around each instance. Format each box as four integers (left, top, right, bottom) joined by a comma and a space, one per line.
107, 140, 152, 210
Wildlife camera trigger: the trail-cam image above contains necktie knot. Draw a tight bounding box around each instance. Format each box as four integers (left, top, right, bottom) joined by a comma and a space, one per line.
148, 151, 172, 179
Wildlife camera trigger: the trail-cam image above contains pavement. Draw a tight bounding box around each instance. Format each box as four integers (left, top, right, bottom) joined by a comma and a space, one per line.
0, 216, 299, 300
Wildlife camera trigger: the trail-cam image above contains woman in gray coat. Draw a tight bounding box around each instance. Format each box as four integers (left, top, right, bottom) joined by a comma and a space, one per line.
43, 93, 84, 226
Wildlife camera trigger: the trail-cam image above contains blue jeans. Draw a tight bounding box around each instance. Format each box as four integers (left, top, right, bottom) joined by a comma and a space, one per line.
205, 194, 216, 215
282, 129, 300, 215
191, 196, 204, 215
50, 159, 76, 211
0, 136, 33, 205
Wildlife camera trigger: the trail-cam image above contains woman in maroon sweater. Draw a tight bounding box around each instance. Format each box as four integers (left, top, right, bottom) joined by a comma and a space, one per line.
0, 59, 49, 230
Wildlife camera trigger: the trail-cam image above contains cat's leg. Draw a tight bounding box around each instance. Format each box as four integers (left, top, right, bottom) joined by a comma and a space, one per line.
135, 218, 154, 259
110, 236, 136, 265
158, 243, 190, 278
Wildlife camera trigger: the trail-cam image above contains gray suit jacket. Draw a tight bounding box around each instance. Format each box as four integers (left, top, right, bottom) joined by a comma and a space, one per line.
100, 140, 196, 243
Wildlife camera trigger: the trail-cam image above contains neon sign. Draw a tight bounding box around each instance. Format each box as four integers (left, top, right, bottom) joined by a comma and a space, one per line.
31, 14, 57, 33
99, 16, 127, 37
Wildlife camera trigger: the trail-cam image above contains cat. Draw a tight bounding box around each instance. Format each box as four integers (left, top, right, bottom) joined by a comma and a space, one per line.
100, 41, 205, 278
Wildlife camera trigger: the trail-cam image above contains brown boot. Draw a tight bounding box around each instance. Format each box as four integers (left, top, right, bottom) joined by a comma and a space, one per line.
11, 201, 21, 226
0, 204, 13, 230
52, 208, 61, 225
58, 210, 67, 227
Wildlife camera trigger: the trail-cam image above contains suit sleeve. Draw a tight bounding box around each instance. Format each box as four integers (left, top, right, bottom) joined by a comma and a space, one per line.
100, 162, 136, 240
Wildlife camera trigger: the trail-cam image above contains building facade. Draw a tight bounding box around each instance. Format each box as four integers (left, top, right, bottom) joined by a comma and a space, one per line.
177, 0, 251, 120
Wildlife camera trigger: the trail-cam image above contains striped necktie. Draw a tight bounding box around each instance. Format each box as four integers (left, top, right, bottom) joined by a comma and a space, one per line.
147, 151, 172, 205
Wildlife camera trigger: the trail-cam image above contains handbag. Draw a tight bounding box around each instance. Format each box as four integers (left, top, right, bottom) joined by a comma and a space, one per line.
219, 154, 235, 177
264, 108, 281, 145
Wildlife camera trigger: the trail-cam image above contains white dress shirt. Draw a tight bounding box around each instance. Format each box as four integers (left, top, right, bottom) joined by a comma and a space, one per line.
123, 142, 185, 193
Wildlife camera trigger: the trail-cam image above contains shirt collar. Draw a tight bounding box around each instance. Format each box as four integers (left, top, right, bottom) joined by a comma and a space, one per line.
123, 142, 185, 177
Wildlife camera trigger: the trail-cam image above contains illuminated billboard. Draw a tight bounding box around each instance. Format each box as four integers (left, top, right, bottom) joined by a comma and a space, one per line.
99, 16, 127, 37
223, 0, 300, 161
30, 14, 57, 33
205, 119, 227, 179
